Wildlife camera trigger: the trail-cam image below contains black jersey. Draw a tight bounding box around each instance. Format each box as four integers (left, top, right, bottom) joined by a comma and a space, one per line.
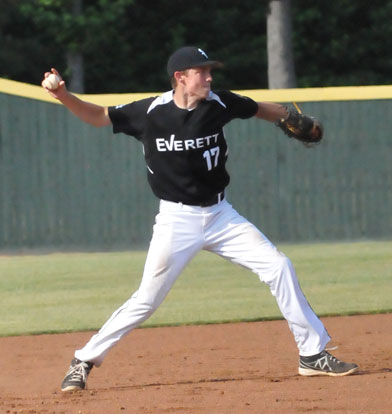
108, 90, 258, 204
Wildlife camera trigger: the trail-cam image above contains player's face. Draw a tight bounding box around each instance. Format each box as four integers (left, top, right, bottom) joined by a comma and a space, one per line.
182, 66, 213, 99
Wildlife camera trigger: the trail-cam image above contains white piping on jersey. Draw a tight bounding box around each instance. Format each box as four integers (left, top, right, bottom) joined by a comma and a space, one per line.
222, 129, 229, 156
146, 91, 226, 114
147, 91, 174, 114
143, 144, 154, 174
206, 91, 226, 108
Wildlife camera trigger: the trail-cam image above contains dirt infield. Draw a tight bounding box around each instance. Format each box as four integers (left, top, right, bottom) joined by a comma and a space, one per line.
0, 314, 390, 414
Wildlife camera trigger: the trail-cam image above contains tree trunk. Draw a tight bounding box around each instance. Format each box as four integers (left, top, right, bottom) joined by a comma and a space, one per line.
267, 0, 297, 89
67, 51, 85, 93
66, 0, 85, 93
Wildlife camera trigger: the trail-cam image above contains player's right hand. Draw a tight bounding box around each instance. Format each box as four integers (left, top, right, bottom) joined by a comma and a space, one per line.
41, 68, 66, 100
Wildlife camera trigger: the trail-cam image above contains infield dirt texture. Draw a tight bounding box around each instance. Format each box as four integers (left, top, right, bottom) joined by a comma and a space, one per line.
1, 314, 390, 414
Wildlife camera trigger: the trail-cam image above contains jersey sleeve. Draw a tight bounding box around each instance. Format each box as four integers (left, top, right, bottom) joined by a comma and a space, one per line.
108, 97, 155, 140
216, 90, 258, 120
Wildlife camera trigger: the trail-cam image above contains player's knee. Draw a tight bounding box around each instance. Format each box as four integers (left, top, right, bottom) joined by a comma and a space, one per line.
259, 252, 294, 285
273, 251, 292, 270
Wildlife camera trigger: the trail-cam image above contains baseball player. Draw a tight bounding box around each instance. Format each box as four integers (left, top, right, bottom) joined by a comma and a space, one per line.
42, 46, 358, 392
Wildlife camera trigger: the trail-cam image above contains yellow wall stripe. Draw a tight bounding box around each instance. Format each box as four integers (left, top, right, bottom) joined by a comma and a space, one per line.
1, 77, 392, 106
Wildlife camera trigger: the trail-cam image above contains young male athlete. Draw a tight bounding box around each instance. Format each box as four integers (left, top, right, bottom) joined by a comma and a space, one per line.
42, 46, 358, 392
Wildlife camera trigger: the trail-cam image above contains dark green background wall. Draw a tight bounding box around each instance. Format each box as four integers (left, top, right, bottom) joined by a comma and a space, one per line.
1, 93, 391, 250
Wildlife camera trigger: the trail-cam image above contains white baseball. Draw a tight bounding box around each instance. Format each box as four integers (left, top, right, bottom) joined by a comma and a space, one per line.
43, 73, 60, 90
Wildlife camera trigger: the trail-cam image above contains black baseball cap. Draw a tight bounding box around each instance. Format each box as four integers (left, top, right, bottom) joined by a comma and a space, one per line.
167, 46, 223, 77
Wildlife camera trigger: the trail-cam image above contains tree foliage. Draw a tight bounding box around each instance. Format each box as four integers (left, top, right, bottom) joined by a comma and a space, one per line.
292, 0, 392, 87
1, 0, 392, 92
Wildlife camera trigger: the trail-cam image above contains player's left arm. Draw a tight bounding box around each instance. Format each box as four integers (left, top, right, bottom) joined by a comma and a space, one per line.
254, 102, 288, 122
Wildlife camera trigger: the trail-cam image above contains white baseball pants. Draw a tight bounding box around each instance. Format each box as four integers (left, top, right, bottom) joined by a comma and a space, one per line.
75, 199, 330, 366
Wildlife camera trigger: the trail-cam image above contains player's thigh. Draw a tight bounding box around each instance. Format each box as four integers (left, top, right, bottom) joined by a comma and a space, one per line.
137, 208, 203, 304
205, 204, 284, 277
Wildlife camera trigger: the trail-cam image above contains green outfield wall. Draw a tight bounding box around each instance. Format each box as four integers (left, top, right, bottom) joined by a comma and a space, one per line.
1, 79, 392, 249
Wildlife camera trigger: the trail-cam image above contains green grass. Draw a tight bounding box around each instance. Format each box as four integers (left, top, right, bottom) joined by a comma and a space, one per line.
0, 240, 391, 336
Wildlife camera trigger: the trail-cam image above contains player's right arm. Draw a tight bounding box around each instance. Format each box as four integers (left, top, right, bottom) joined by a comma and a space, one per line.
41, 68, 111, 128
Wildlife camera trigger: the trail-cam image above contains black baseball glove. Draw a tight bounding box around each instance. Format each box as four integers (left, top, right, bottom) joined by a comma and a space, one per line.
276, 108, 323, 146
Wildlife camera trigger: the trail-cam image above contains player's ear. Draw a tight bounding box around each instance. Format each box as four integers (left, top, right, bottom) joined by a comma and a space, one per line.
174, 70, 186, 86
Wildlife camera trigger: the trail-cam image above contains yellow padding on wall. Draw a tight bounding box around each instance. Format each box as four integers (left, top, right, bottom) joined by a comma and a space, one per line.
1, 77, 392, 105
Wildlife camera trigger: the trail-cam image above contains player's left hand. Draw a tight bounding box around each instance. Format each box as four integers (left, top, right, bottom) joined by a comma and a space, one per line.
276, 108, 323, 147
310, 119, 323, 141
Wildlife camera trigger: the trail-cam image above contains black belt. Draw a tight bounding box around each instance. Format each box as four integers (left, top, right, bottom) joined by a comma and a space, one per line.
198, 192, 225, 207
